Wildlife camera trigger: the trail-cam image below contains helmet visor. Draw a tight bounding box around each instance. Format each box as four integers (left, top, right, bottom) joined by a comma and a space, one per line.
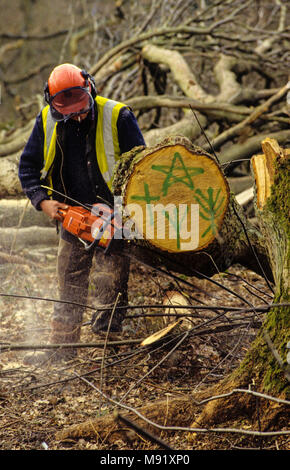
50, 86, 93, 121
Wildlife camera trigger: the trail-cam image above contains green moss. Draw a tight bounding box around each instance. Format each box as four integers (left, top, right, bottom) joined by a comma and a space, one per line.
231, 301, 290, 394
266, 156, 290, 238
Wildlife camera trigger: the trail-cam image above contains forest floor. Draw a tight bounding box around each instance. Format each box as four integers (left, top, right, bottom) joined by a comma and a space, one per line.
0, 242, 289, 452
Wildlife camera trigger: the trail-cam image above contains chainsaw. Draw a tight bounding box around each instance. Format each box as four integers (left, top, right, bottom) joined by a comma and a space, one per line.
41, 185, 125, 253
41, 186, 216, 298
57, 204, 123, 253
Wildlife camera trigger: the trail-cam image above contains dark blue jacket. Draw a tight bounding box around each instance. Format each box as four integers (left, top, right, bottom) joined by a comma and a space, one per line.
18, 104, 145, 210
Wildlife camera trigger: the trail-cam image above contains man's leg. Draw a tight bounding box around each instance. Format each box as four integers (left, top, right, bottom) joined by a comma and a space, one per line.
90, 251, 130, 333
24, 234, 93, 365
51, 235, 94, 351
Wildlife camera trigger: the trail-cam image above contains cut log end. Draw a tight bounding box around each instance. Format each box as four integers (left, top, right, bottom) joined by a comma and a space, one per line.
120, 137, 230, 254
251, 137, 290, 209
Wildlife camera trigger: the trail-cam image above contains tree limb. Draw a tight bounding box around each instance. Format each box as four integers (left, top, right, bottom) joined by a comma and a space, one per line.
204, 82, 290, 153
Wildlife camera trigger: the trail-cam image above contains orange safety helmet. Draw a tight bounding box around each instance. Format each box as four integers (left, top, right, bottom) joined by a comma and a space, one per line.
44, 63, 96, 121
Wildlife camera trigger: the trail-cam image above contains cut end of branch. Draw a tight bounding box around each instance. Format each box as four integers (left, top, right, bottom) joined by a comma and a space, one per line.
121, 137, 230, 254
251, 138, 289, 209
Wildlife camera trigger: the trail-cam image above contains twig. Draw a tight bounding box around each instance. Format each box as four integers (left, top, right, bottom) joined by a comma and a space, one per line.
224, 271, 273, 299
189, 106, 275, 297
114, 410, 174, 450
0, 22, 90, 40
130, 246, 260, 313
0, 292, 290, 312
89, 20, 232, 76
193, 321, 253, 391
191, 388, 290, 407
0, 291, 288, 315
99, 293, 121, 413
0, 339, 141, 353
0, 292, 97, 310
21, 347, 146, 392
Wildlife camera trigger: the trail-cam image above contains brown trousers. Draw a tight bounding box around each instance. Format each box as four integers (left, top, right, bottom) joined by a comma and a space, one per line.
53, 234, 130, 334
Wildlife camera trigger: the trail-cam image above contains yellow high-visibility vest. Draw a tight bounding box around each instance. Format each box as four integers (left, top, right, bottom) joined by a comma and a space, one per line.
40, 96, 127, 190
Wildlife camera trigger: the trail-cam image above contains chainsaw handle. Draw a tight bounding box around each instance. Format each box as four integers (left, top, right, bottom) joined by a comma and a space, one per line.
57, 208, 67, 220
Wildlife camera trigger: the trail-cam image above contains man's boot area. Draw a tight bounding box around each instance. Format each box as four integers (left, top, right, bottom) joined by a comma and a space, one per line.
23, 320, 81, 366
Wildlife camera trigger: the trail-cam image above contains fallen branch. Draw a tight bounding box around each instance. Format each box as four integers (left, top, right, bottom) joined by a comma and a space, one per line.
0, 39, 24, 63
142, 44, 212, 102
3, 63, 52, 85
127, 94, 250, 122
205, 82, 290, 152
89, 23, 222, 76
0, 226, 58, 250
0, 120, 34, 157
235, 187, 254, 206
218, 129, 290, 165
0, 339, 141, 353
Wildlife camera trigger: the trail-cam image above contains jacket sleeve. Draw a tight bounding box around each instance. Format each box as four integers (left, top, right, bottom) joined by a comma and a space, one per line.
18, 113, 50, 210
117, 107, 146, 154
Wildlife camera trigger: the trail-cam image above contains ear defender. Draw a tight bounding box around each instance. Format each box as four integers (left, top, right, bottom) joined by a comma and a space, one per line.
81, 69, 97, 98
44, 82, 50, 104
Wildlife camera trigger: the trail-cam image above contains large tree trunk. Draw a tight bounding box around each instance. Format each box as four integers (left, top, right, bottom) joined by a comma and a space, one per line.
187, 138, 290, 434
113, 136, 272, 280
239, 138, 289, 391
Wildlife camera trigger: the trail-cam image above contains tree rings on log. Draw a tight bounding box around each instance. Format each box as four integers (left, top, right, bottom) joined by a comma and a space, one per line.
118, 137, 230, 253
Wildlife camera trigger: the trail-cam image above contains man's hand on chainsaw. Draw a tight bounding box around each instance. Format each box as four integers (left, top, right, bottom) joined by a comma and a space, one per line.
40, 200, 69, 221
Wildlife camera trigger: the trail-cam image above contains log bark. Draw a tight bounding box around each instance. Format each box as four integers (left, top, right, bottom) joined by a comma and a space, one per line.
0, 199, 50, 228
0, 119, 34, 157
0, 157, 23, 197
143, 114, 206, 148
0, 226, 58, 251
251, 138, 289, 300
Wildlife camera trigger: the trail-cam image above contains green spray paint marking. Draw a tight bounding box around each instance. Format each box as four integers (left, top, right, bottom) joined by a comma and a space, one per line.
129, 152, 226, 248
163, 204, 188, 250
130, 182, 160, 225
194, 187, 225, 238
151, 152, 204, 196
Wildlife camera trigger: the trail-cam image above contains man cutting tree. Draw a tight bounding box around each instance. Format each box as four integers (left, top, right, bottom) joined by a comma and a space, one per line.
18, 63, 145, 364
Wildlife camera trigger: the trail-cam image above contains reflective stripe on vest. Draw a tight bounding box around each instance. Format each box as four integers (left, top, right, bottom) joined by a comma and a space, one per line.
41, 106, 57, 180
40, 96, 127, 190
95, 96, 126, 188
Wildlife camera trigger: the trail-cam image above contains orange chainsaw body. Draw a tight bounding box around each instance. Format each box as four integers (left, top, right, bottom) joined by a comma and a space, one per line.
58, 205, 121, 250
